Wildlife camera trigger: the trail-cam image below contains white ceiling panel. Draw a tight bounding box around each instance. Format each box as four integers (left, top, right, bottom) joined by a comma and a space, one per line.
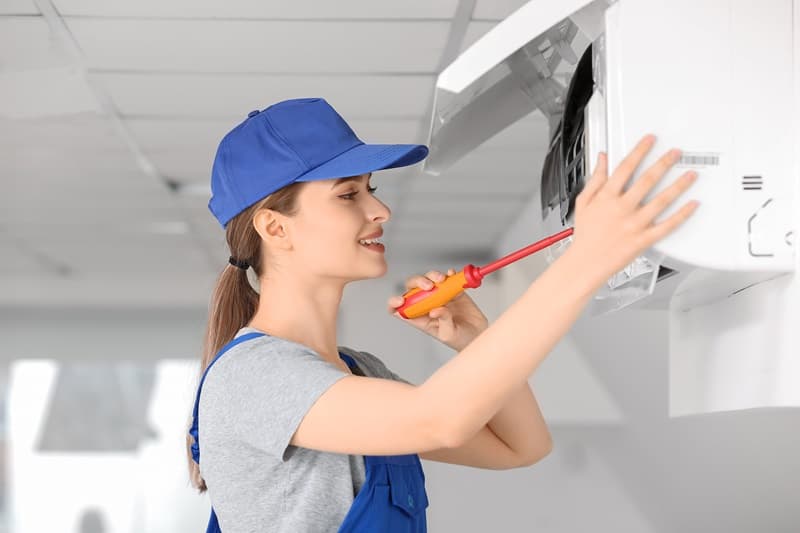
0, 17, 72, 70
8, 148, 157, 185
93, 73, 433, 119
2, 117, 152, 190
410, 161, 540, 195
0, 0, 39, 15
125, 118, 232, 154
1, 116, 126, 152
53, 0, 458, 19
460, 21, 495, 53
472, 0, 530, 21
0, 271, 217, 306
0, 206, 189, 231
400, 195, 524, 215
388, 227, 503, 249
6, 177, 178, 212
36, 238, 211, 275
407, 177, 535, 196
392, 210, 515, 232
0, 242, 51, 275
66, 20, 449, 74
0, 67, 101, 119
138, 150, 215, 184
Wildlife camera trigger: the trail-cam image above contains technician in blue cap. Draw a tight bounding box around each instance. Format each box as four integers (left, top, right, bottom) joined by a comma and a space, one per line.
186, 98, 698, 532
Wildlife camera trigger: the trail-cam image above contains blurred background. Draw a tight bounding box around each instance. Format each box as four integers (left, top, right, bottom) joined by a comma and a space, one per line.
2, 0, 799, 532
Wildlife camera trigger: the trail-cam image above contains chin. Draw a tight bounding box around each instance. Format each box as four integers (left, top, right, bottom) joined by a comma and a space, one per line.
367, 261, 388, 278
352, 260, 388, 282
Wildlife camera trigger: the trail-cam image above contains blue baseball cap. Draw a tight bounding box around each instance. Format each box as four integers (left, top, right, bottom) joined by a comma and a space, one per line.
208, 97, 429, 228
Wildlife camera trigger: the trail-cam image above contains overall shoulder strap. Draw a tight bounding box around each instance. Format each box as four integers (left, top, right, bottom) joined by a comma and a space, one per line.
188, 331, 266, 463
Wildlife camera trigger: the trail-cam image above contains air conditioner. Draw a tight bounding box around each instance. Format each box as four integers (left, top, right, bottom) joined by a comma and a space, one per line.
426, 0, 799, 415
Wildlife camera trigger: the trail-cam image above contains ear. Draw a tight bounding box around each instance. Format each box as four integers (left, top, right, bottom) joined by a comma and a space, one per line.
253, 208, 292, 251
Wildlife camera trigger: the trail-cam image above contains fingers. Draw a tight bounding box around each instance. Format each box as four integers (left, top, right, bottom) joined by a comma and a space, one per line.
623, 148, 683, 207
387, 295, 405, 312
633, 170, 698, 227
575, 152, 608, 209
390, 269, 452, 313
606, 134, 656, 194
403, 269, 451, 291
642, 200, 700, 245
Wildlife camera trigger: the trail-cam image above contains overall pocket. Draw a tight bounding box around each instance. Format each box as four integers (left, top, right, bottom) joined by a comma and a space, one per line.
386, 462, 429, 517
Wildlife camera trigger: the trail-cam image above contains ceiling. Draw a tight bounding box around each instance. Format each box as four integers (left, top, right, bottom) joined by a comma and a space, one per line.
1, 0, 551, 307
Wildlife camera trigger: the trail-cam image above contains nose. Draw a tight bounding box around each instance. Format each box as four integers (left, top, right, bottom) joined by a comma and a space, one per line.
368, 195, 391, 224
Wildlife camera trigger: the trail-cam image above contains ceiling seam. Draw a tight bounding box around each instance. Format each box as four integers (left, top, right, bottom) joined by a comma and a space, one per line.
31, 0, 221, 272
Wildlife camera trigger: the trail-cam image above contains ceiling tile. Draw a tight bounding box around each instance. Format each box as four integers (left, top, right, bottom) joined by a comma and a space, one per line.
1, 116, 125, 152
66, 20, 449, 73
460, 20, 496, 53
388, 227, 501, 249
137, 149, 214, 184
125, 118, 232, 153
0, 242, 51, 275
36, 238, 211, 275
54, 0, 458, 19
0, 67, 101, 119
93, 73, 433, 119
0, 17, 73, 71
0, 206, 188, 231
0, 271, 218, 306
399, 195, 524, 215
391, 212, 514, 233
408, 172, 538, 195
472, 0, 530, 21
0, 0, 39, 15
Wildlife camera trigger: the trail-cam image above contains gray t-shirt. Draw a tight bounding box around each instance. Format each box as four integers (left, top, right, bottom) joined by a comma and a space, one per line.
197, 326, 409, 533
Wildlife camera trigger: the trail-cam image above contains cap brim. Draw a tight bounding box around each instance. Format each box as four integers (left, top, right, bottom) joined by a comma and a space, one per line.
295, 143, 428, 182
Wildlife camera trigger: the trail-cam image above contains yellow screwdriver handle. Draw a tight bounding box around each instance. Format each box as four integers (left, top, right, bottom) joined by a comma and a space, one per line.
397, 271, 468, 319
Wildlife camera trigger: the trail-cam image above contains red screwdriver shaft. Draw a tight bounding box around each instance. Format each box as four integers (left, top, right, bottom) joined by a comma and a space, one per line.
477, 227, 575, 277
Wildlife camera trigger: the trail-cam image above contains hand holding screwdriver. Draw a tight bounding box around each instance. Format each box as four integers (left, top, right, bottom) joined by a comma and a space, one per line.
388, 268, 489, 352
395, 228, 575, 319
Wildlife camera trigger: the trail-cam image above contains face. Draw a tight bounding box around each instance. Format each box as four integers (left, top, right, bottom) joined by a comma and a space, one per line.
286, 173, 391, 282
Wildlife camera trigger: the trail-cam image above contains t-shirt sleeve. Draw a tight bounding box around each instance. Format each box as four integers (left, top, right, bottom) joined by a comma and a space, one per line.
204, 336, 350, 462
349, 348, 413, 386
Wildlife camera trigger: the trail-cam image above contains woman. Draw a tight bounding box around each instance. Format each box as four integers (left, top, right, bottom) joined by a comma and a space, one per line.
186, 97, 698, 532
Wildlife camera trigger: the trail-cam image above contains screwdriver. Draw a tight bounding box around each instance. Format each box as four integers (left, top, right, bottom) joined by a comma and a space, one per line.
397, 227, 575, 319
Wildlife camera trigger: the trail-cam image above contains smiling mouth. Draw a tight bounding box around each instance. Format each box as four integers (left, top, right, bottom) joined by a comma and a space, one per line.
358, 238, 385, 251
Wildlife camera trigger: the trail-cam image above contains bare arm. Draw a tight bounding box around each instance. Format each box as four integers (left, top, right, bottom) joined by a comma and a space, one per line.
293, 248, 592, 456
292, 136, 698, 456
419, 383, 551, 469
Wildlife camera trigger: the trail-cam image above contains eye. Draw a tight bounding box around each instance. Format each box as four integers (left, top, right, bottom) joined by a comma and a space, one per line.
339, 185, 378, 200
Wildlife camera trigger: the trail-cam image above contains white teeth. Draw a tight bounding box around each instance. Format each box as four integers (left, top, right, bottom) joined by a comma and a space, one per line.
359, 238, 382, 245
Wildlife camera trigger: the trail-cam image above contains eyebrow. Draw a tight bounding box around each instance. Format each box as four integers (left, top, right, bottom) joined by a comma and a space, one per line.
331, 173, 373, 189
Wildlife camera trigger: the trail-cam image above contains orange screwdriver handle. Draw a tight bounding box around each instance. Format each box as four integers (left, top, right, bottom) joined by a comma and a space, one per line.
396, 265, 483, 319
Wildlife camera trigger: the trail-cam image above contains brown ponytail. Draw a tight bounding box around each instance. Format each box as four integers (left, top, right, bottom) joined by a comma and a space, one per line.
186, 182, 304, 493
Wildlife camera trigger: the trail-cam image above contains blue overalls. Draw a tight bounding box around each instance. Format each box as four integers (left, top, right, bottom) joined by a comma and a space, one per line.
189, 332, 429, 533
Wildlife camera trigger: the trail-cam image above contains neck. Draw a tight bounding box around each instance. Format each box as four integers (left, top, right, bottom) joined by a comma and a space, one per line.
247, 269, 344, 363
